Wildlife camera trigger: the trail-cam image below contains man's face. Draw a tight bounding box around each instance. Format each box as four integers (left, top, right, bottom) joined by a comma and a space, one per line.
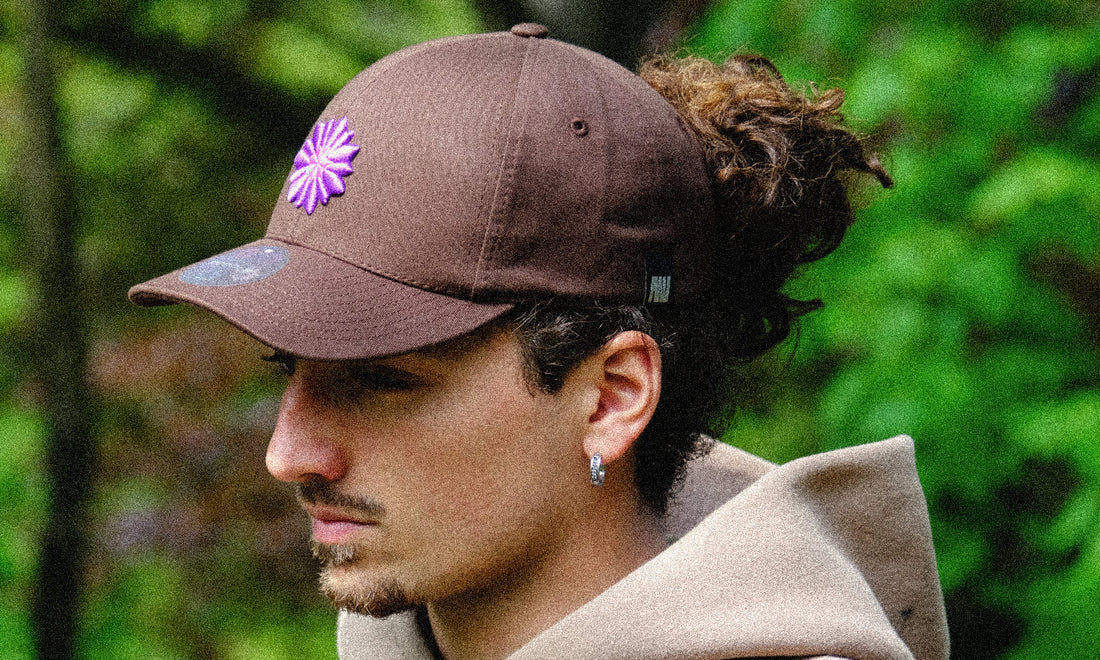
265, 326, 593, 616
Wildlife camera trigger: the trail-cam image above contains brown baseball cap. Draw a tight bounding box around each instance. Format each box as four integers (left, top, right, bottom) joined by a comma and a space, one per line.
129, 24, 715, 360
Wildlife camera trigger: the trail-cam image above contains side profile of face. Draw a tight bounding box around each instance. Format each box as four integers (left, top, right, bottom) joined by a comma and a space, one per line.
264, 325, 598, 617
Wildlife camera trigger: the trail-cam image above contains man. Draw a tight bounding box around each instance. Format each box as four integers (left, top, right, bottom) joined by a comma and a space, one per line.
131, 24, 948, 660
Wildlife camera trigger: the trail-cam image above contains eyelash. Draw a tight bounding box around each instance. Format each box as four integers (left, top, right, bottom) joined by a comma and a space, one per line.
262, 353, 417, 392
262, 353, 296, 377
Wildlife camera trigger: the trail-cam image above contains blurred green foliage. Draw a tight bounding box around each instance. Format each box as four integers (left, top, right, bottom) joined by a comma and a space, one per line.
0, 0, 1098, 658
692, 1, 1100, 657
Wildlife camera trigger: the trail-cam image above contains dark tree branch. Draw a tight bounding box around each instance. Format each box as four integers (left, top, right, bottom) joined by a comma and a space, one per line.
1027, 246, 1100, 348
57, 6, 330, 160
469, 0, 713, 66
58, 0, 716, 161
1038, 61, 1100, 132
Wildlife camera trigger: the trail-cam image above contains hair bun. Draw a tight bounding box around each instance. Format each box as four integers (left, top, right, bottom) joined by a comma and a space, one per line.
641, 53, 891, 359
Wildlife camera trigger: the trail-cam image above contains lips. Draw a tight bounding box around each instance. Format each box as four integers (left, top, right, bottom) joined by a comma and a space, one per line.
313, 518, 371, 544
305, 506, 377, 544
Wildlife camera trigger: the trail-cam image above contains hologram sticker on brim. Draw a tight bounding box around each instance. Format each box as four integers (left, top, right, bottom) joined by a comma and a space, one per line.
180, 245, 290, 287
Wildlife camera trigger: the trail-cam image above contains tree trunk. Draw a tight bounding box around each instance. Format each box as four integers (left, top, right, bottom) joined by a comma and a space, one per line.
19, 1, 99, 658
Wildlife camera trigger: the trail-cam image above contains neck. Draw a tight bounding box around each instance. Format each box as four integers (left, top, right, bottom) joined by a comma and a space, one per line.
426, 492, 665, 660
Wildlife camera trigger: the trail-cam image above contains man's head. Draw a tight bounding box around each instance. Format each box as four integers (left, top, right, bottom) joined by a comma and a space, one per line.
131, 24, 716, 615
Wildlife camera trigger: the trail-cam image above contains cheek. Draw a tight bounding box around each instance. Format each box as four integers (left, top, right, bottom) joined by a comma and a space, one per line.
404, 387, 580, 538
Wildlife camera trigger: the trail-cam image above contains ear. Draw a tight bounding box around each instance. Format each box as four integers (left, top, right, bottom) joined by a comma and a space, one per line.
580, 331, 662, 465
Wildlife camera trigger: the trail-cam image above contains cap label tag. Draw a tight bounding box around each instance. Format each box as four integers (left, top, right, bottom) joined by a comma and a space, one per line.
647, 275, 671, 304
644, 251, 673, 304
180, 245, 290, 287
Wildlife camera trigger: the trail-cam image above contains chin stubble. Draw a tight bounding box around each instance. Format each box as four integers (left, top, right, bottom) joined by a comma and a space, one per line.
313, 540, 416, 617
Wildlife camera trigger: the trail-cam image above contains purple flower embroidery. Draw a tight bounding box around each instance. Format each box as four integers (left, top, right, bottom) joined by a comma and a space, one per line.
287, 116, 360, 214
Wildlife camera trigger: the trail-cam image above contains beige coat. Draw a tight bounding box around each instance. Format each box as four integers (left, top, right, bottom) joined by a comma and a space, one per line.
337, 436, 949, 659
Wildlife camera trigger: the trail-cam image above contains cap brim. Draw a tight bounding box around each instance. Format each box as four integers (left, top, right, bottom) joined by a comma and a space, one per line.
129, 239, 513, 361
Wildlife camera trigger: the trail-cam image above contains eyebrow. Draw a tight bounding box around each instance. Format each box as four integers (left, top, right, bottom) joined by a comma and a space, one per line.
364, 352, 453, 380
352, 361, 421, 379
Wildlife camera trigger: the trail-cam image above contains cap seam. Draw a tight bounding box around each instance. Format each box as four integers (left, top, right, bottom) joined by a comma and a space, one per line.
264, 233, 479, 299
470, 36, 534, 297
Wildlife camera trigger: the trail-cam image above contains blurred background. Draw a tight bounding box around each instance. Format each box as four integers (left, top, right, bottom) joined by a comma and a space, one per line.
1, 0, 1098, 658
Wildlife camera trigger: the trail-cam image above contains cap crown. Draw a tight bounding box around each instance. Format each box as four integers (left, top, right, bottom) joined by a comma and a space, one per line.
267, 29, 715, 304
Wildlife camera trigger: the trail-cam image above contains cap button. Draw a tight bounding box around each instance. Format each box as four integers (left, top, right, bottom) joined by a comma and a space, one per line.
510, 23, 549, 38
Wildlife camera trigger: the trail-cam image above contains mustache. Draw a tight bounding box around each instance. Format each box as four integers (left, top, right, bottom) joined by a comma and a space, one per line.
295, 476, 387, 519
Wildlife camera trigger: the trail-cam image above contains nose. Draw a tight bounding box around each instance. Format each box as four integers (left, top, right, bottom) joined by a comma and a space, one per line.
266, 372, 348, 484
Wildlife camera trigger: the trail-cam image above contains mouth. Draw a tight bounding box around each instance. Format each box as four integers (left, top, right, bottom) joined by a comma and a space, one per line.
305, 506, 379, 544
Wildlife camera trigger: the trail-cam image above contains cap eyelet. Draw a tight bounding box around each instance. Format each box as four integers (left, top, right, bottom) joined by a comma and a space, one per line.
570, 118, 589, 137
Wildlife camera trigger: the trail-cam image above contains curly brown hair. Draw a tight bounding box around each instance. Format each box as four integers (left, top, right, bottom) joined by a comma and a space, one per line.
640, 53, 892, 359
507, 54, 891, 515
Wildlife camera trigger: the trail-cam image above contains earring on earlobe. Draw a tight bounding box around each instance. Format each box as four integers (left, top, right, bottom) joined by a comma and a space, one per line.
589, 454, 606, 487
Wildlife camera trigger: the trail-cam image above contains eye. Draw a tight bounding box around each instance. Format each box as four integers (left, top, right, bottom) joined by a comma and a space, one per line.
349, 366, 419, 392
262, 352, 296, 377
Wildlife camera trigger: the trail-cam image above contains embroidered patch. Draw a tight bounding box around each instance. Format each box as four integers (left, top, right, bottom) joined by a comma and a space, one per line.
180, 245, 290, 287
287, 116, 360, 214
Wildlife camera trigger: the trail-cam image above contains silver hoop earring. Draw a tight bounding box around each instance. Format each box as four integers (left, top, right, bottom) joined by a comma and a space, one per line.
589, 454, 606, 487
